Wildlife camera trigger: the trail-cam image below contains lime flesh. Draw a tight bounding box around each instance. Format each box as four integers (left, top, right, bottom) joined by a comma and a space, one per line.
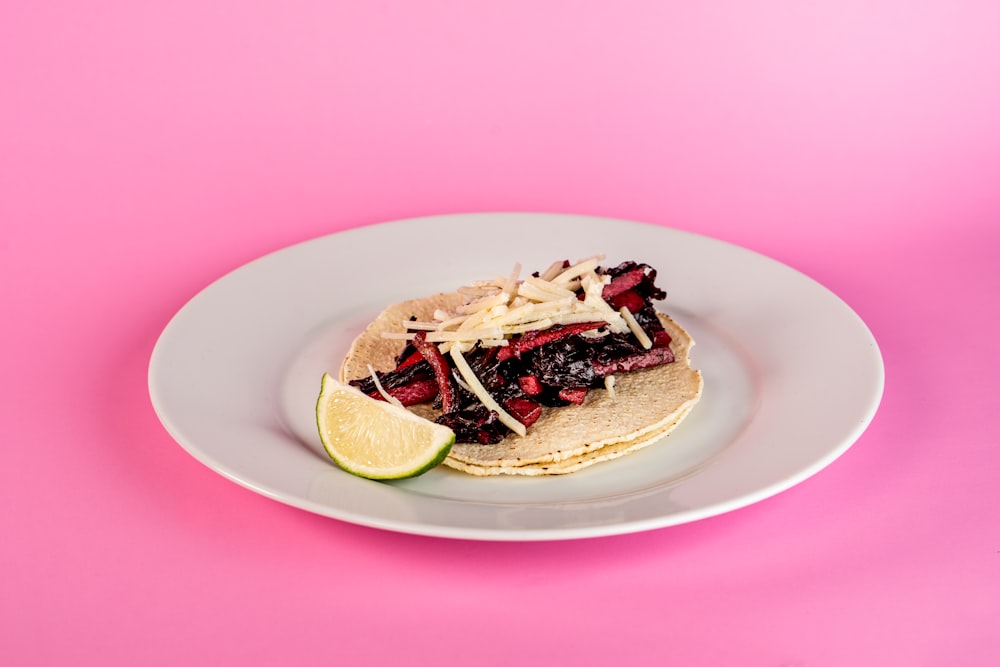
316, 373, 454, 480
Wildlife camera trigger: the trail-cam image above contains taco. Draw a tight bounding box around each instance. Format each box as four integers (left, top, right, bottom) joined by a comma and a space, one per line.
339, 257, 703, 476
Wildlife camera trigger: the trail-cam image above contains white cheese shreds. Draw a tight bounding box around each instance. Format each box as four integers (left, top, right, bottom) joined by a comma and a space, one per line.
552, 255, 603, 284
604, 375, 617, 399
491, 302, 539, 327
433, 309, 457, 322
515, 282, 564, 303
367, 364, 403, 408
540, 260, 566, 281
449, 346, 527, 437
379, 255, 656, 351
504, 318, 554, 334
502, 263, 521, 297
521, 276, 577, 299
458, 291, 509, 315
425, 328, 504, 343
620, 306, 653, 349
526, 298, 575, 315
402, 320, 440, 331
456, 308, 491, 332
455, 308, 489, 332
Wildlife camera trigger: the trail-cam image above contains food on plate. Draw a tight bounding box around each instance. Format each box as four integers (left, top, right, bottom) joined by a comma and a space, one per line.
334, 256, 703, 476
316, 373, 455, 480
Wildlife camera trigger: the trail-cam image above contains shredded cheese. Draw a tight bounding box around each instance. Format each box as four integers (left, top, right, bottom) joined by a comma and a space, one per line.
425, 328, 504, 343
385, 256, 634, 348
503, 318, 554, 334
540, 260, 566, 281
458, 291, 509, 315
551, 256, 602, 284
521, 276, 577, 299
367, 364, 403, 408
401, 320, 440, 331
619, 306, 653, 349
491, 302, 540, 327
381, 255, 656, 389
502, 263, 521, 297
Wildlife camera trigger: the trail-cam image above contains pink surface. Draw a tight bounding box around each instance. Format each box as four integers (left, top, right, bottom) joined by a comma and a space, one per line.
3, 1, 998, 664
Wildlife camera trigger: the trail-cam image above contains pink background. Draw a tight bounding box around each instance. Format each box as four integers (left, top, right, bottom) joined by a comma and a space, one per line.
3, 1, 998, 664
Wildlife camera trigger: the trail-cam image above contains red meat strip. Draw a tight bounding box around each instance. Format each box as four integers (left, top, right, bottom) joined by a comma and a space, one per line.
497, 322, 605, 361
592, 346, 675, 376
395, 349, 424, 370
601, 268, 646, 300
368, 379, 439, 406
608, 289, 645, 313
557, 387, 588, 404
412, 331, 457, 413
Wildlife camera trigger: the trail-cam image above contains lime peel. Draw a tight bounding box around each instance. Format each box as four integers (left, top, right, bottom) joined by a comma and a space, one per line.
316, 373, 454, 480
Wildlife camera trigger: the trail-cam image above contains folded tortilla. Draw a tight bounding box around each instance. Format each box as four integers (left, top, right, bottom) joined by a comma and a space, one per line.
340, 292, 703, 476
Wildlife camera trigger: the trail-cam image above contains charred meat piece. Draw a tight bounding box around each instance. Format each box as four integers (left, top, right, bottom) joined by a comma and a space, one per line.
349, 358, 433, 395
592, 346, 675, 376
518, 374, 544, 396
527, 337, 597, 388
436, 404, 505, 444
557, 387, 588, 404
603, 261, 666, 302
503, 397, 543, 428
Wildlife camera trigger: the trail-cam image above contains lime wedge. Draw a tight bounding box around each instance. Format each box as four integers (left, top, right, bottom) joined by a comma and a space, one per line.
316, 373, 454, 480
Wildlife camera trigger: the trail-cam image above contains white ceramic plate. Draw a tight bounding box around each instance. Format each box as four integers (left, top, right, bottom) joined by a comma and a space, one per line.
149, 213, 883, 540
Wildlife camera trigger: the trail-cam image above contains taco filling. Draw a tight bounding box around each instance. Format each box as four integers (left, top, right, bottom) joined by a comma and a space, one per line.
340, 257, 703, 476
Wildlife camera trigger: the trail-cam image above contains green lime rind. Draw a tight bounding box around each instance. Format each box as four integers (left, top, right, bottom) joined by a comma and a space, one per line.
335, 434, 455, 480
